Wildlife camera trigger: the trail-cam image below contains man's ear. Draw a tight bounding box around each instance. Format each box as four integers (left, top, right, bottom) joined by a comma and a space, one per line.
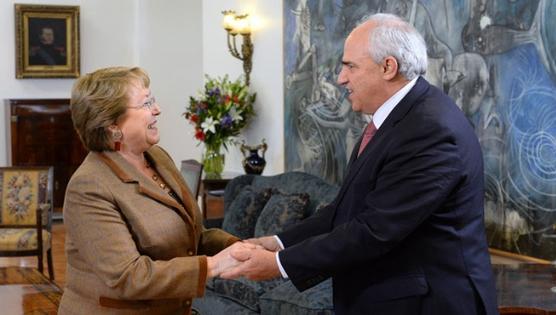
382, 56, 398, 80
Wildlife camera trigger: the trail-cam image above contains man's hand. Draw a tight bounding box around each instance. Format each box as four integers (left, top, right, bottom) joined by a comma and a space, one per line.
244, 236, 282, 252
220, 247, 281, 281
206, 242, 257, 278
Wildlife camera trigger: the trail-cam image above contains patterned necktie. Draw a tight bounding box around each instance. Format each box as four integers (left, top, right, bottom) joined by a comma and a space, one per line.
358, 121, 377, 157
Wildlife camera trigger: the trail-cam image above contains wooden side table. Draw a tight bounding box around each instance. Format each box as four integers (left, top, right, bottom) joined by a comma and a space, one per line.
0, 267, 62, 314
201, 172, 242, 220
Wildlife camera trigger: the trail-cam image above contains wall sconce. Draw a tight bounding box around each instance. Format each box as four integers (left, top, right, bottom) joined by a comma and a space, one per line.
222, 10, 253, 86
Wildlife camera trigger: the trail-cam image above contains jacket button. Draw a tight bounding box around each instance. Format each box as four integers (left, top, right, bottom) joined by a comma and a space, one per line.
185, 300, 191, 305
188, 250, 194, 256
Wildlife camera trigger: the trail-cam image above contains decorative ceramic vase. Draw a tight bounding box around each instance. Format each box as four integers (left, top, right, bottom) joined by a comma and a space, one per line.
203, 143, 225, 179
240, 140, 267, 175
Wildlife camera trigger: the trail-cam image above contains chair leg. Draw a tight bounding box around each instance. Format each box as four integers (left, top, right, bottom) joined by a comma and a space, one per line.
37, 251, 44, 274
47, 249, 55, 281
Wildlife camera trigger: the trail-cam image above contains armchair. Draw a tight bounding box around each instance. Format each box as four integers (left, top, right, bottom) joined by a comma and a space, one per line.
0, 166, 54, 280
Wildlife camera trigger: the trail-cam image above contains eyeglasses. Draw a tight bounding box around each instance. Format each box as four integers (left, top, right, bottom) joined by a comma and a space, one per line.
129, 95, 157, 111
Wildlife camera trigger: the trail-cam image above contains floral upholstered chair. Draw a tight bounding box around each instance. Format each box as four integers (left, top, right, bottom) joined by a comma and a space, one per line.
0, 166, 54, 280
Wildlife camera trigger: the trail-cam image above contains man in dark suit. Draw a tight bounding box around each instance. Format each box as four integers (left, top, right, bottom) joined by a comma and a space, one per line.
222, 13, 498, 315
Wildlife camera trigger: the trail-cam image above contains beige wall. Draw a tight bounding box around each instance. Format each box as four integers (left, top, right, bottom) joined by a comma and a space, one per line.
137, 0, 204, 163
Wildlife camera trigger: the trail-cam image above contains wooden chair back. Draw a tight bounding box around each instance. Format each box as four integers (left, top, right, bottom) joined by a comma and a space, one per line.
180, 159, 203, 199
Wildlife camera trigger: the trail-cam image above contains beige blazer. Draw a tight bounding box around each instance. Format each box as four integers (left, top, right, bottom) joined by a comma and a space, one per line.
58, 146, 238, 315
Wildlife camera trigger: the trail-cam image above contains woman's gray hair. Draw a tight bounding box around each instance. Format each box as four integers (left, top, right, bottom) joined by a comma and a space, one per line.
360, 13, 428, 80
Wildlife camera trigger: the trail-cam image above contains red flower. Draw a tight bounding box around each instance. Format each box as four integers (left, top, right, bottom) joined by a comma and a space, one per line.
224, 95, 231, 104
232, 95, 239, 103
190, 114, 199, 123
195, 128, 205, 141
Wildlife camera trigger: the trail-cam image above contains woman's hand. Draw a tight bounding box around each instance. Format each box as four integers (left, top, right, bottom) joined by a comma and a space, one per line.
206, 242, 257, 278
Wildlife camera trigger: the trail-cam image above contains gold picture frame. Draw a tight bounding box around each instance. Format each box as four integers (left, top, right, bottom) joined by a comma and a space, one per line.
15, 4, 80, 78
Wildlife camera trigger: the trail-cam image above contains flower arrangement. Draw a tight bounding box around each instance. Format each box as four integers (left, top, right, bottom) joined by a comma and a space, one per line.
184, 75, 256, 177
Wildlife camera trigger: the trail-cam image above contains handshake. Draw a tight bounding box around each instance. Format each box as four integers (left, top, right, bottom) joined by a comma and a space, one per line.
207, 236, 282, 281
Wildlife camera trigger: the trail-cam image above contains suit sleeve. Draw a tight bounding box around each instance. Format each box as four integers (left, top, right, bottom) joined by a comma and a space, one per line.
280, 120, 464, 291
278, 200, 337, 247
64, 173, 208, 300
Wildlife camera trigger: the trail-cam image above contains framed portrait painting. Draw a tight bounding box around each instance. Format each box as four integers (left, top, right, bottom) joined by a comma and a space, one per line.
15, 4, 80, 78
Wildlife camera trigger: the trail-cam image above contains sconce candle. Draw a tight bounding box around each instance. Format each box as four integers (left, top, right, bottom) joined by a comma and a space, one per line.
235, 15, 251, 35
221, 10, 254, 86
222, 10, 236, 30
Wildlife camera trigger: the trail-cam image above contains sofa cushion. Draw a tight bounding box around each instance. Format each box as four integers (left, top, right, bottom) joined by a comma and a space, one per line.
208, 277, 260, 312
205, 277, 285, 312
222, 186, 272, 239
254, 189, 309, 237
192, 288, 259, 315
249, 172, 340, 216
0, 228, 51, 251
260, 279, 334, 314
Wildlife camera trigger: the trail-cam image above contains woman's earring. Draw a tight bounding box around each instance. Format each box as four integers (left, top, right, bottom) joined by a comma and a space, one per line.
112, 129, 123, 151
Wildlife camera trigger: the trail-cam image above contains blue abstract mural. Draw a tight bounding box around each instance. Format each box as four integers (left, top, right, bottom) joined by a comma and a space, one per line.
283, 0, 556, 260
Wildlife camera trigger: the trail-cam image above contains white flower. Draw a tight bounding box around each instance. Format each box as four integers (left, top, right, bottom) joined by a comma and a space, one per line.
201, 117, 218, 134
229, 107, 243, 122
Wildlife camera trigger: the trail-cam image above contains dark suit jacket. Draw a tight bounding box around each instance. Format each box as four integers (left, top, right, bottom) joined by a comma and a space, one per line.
278, 78, 498, 315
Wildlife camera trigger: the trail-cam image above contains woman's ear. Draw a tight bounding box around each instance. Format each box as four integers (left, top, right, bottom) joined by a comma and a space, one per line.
107, 125, 123, 151
382, 56, 398, 80
107, 124, 118, 133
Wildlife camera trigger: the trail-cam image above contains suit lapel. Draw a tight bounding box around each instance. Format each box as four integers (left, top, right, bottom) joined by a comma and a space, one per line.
97, 150, 195, 227
344, 134, 362, 174
336, 77, 431, 201
145, 148, 200, 224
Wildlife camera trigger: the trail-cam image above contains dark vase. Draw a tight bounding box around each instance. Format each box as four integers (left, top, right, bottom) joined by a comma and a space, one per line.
240, 140, 267, 175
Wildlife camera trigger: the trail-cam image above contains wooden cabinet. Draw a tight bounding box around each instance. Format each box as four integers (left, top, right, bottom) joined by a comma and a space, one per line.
8, 99, 88, 215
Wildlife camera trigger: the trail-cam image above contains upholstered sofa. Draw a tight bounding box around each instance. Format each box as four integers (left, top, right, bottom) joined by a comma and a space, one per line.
193, 171, 340, 315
